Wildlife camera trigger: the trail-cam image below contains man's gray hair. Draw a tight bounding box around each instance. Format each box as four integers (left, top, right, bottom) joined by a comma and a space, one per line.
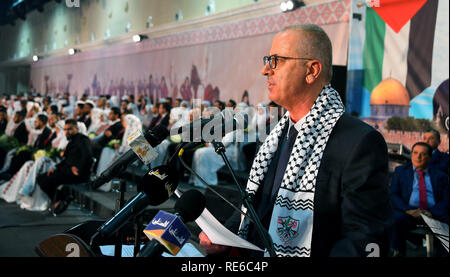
282, 24, 333, 82
425, 128, 441, 142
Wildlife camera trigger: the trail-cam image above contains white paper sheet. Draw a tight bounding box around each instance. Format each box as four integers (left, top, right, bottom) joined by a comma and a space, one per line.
421, 214, 449, 252
174, 189, 264, 252
195, 208, 265, 252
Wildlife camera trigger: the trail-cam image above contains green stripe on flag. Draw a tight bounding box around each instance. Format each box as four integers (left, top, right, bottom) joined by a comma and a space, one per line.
363, 7, 386, 95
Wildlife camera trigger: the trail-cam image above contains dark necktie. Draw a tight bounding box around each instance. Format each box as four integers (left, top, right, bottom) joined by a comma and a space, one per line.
415, 169, 428, 210
271, 126, 299, 199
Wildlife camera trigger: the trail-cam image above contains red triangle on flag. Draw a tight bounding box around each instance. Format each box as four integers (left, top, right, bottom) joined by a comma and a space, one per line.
369, 0, 428, 33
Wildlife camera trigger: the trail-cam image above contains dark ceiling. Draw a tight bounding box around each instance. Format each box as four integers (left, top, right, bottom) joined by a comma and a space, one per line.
0, 0, 59, 26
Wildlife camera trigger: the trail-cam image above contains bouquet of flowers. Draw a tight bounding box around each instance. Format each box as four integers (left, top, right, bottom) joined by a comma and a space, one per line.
33, 148, 64, 161
16, 145, 32, 155
106, 139, 121, 149
168, 134, 182, 144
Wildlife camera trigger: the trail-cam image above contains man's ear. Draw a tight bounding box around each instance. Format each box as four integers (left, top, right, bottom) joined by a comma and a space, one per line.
305, 61, 322, 84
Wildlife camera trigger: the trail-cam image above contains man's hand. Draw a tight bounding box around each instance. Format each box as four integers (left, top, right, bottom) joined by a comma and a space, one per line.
405, 209, 422, 219
104, 130, 112, 137
421, 210, 433, 218
71, 166, 79, 176
199, 231, 228, 255
47, 168, 54, 176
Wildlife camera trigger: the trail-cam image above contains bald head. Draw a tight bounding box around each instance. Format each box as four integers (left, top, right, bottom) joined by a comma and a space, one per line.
281, 24, 333, 82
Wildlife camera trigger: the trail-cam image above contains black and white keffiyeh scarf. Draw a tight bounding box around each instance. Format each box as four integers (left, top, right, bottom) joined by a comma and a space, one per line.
238, 85, 345, 257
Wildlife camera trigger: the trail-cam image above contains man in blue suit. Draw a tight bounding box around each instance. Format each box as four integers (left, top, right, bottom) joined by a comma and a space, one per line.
423, 129, 449, 175
390, 142, 449, 256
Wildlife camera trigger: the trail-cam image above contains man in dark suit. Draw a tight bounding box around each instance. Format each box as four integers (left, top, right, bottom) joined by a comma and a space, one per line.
80, 100, 94, 130
2, 114, 54, 179
37, 119, 93, 214
199, 24, 393, 257
12, 110, 29, 145
0, 106, 7, 136
423, 129, 449, 175
148, 102, 170, 130
390, 142, 449, 256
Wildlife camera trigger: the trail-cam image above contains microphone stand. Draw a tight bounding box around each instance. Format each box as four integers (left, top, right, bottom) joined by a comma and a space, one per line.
113, 178, 126, 258
210, 141, 276, 257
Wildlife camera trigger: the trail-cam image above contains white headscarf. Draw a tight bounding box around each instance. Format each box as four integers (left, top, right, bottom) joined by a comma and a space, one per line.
120, 114, 142, 153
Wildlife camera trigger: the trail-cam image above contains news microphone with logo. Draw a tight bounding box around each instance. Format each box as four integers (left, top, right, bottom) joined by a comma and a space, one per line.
89, 164, 178, 247
174, 110, 248, 142
137, 189, 206, 257
91, 125, 169, 189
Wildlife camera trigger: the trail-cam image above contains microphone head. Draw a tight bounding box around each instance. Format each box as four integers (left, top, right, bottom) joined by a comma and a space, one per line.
174, 189, 206, 222
138, 165, 178, 206
144, 125, 170, 147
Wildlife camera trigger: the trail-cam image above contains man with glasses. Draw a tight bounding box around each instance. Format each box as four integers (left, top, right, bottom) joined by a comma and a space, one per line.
37, 119, 93, 214
199, 24, 393, 257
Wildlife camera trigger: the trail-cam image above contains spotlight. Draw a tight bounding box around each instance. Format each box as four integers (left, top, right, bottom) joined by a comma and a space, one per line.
133, 34, 148, 43
32, 55, 40, 62
68, 48, 80, 55
280, 0, 304, 12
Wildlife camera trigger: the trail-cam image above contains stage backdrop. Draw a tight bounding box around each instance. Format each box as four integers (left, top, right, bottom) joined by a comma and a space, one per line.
346, 0, 448, 151
30, 0, 351, 106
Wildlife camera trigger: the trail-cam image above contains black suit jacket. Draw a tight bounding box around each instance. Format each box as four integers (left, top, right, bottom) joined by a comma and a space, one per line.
33, 127, 52, 149
390, 163, 449, 223
148, 114, 170, 130
13, 122, 29, 145
57, 133, 93, 181
226, 114, 393, 257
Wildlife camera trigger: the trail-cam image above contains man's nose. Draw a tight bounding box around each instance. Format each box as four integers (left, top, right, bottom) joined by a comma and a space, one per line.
261, 63, 272, 76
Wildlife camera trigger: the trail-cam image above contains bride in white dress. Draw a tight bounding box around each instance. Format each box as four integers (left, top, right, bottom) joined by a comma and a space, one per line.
0, 121, 87, 211
95, 114, 142, 192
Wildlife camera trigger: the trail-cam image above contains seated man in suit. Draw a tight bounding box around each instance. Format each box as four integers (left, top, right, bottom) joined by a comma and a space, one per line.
422, 129, 449, 175
37, 119, 93, 214
148, 102, 170, 130
1, 114, 54, 180
390, 142, 449, 256
12, 110, 29, 145
0, 105, 7, 135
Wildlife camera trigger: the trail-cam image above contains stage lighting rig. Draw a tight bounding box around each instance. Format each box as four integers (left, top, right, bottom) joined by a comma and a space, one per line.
280, 0, 305, 13
133, 34, 148, 43
68, 48, 80, 55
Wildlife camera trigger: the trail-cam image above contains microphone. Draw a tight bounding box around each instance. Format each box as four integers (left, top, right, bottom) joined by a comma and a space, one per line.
91, 125, 169, 189
137, 189, 206, 257
89, 164, 178, 247
173, 110, 248, 142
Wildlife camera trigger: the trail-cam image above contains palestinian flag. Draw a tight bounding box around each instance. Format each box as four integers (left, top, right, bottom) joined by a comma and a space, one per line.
355, 0, 449, 118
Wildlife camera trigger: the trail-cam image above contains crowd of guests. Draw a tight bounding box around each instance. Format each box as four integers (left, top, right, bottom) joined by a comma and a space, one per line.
0, 92, 281, 214
0, 91, 448, 256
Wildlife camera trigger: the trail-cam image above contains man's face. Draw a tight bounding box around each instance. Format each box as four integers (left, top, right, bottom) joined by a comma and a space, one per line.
108, 111, 117, 121
48, 114, 57, 128
411, 145, 430, 170
158, 104, 166, 115
261, 30, 308, 109
34, 118, 43, 129
64, 124, 77, 139
13, 114, 22, 123
423, 132, 439, 150
74, 106, 82, 116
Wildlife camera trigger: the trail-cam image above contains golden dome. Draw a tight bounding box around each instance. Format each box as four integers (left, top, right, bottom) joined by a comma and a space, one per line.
370, 78, 410, 106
